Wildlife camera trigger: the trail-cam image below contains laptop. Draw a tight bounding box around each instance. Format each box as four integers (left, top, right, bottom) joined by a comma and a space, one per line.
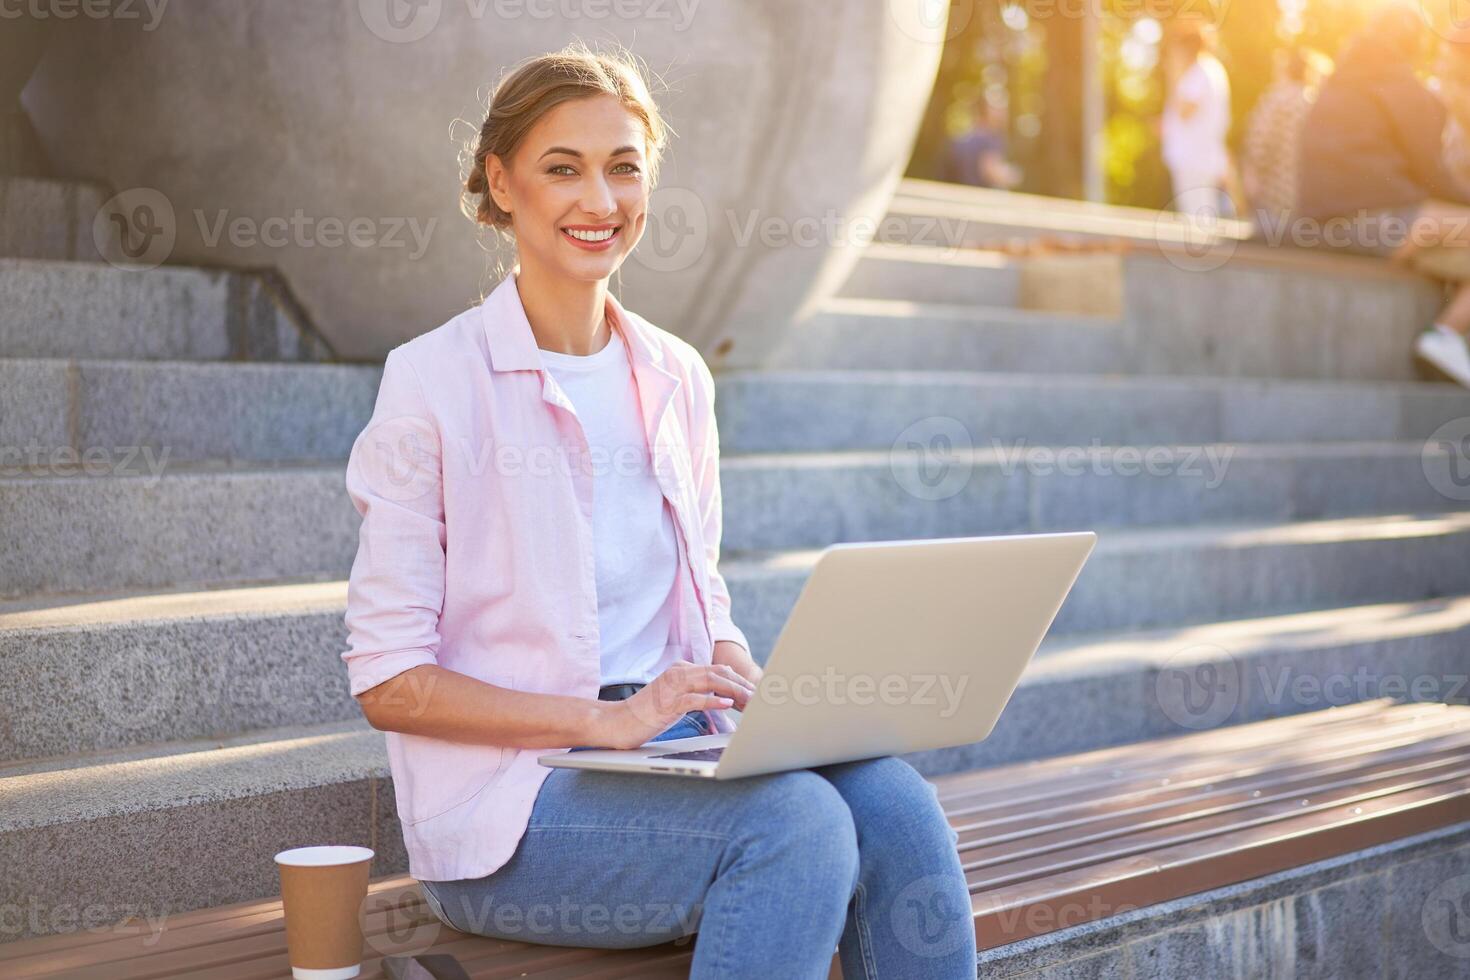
538, 531, 1095, 780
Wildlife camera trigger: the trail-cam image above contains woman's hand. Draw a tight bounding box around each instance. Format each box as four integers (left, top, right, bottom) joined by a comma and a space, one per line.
712, 639, 764, 687
592, 662, 757, 750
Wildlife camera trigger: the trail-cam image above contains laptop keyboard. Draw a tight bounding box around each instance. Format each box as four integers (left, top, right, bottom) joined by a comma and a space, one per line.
651, 746, 726, 762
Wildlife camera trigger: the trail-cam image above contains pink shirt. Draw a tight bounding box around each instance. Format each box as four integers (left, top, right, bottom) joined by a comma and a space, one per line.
341, 270, 750, 882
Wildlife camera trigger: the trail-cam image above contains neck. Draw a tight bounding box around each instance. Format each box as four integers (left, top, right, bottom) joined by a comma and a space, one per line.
514, 256, 611, 356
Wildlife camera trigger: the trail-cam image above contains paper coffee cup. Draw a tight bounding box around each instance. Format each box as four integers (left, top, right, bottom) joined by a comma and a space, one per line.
275, 845, 375, 980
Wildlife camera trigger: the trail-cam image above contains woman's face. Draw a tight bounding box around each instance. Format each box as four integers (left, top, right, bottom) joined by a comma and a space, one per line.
488, 93, 649, 283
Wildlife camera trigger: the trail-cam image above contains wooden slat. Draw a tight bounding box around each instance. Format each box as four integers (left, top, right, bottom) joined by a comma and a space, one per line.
5, 700, 1470, 977
972, 778, 1470, 947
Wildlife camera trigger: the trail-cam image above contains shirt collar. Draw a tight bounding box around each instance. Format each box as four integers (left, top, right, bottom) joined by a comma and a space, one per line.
479, 269, 666, 374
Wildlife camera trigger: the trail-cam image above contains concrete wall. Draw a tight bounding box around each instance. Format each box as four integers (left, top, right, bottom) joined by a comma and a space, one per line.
22, 1, 943, 366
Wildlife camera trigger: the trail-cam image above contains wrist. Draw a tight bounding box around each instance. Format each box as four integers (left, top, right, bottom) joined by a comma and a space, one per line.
585, 697, 621, 748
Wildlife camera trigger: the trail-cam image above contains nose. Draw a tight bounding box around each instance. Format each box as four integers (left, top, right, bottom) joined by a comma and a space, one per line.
579, 172, 617, 220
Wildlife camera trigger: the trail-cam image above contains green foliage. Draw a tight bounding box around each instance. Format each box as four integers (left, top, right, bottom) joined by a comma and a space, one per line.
907, 0, 1394, 205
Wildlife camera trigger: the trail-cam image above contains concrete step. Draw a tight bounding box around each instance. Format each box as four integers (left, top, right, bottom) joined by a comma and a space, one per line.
0, 177, 117, 263
0, 719, 400, 946
723, 513, 1470, 655
0, 258, 335, 362
4, 594, 1466, 945
1, 358, 380, 465
0, 580, 356, 764
3, 442, 1464, 597
5, 512, 1468, 765
836, 241, 1020, 307
0, 463, 357, 599
976, 818, 1470, 979
884, 177, 1256, 249
715, 370, 1470, 453
914, 594, 1470, 776
719, 441, 1466, 552
768, 298, 1129, 374
775, 283, 1439, 380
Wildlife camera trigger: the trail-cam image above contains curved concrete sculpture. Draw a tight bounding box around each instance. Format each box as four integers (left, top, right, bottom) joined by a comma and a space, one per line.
23, 2, 944, 367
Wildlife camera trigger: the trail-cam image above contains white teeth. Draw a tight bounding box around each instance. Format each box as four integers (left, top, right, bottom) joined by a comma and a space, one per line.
565, 227, 617, 242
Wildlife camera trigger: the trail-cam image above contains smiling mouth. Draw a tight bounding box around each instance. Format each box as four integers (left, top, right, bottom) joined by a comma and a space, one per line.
561, 225, 621, 244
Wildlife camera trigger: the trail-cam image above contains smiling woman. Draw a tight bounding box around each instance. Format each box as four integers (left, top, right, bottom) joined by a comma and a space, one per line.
341, 42, 975, 980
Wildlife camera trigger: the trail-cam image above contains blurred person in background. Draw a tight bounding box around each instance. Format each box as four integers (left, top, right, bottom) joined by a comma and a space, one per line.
1297, 3, 1470, 387
1434, 24, 1470, 188
1242, 46, 1330, 227
944, 97, 1021, 189
1161, 20, 1240, 220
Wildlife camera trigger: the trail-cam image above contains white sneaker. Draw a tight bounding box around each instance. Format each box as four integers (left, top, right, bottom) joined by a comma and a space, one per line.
1415, 326, 1470, 388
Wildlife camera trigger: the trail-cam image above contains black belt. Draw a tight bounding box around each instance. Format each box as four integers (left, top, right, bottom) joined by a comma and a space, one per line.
598, 682, 646, 702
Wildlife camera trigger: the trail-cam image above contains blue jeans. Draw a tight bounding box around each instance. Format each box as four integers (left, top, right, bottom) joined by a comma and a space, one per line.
417, 690, 975, 978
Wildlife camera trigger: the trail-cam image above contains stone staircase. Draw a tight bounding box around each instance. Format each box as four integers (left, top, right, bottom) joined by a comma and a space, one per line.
4, 174, 1470, 974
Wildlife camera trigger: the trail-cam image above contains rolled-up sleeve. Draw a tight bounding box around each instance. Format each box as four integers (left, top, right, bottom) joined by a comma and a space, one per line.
341, 348, 445, 697
685, 353, 751, 656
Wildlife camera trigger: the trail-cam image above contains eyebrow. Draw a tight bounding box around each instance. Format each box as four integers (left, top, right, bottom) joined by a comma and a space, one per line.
538, 145, 642, 161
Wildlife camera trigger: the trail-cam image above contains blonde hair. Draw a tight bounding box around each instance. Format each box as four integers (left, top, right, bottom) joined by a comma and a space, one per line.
460, 40, 672, 238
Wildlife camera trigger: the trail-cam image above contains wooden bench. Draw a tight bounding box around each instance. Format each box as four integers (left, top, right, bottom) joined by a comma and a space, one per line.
5, 698, 1469, 978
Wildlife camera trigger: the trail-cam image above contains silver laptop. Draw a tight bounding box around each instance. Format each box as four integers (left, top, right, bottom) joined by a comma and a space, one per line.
538, 531, 1095, 780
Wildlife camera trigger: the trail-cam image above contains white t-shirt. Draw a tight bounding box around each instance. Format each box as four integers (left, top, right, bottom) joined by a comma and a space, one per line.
1162, 53, 1232, 181
538, 325, 683, 686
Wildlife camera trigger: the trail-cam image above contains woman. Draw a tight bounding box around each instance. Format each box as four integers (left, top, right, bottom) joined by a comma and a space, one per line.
340, 43, 976, 979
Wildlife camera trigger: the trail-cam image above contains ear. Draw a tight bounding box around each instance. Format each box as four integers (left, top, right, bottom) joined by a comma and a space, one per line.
486, 152, 513, 217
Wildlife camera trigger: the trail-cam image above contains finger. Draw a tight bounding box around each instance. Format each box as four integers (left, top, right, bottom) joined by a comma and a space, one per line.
685, 692, 734, 713
709, 664, 757, 692
704, 669, 755, 706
